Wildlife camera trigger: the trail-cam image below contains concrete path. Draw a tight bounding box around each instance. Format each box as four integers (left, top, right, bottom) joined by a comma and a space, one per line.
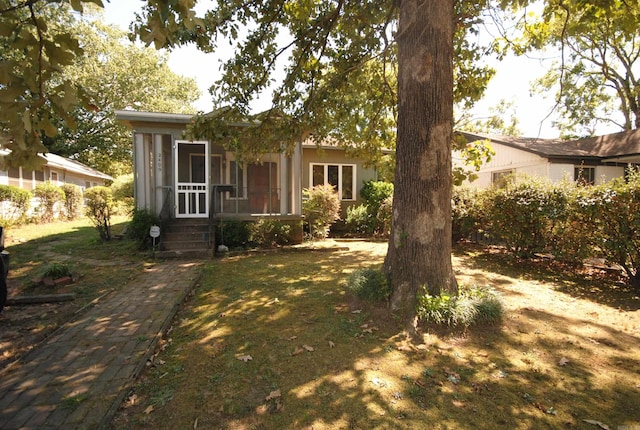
0, 260, 203, 430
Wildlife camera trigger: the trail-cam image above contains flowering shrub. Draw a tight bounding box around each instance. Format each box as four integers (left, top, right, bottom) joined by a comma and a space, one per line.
302, 185, 341, 239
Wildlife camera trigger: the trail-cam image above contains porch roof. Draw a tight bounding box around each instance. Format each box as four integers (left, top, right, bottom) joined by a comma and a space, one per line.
114, 110, 194, 127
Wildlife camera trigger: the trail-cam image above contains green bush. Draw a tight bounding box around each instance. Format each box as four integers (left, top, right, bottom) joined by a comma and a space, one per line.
61, 184, 83, 220
360, 180, 394, 214
217, 219, 250, 249
128, 208, 161, 249
345, 204, 374, 236
0, 184, 31, 222
482, 177, 568, 258
417, 287, 503, 327
451, 187, 481, 243
248, 218, 291, 248
33, 182, 64, 223
302, 185, 341, 239
84, 186, 114, 241
577, 171, 640, 288
376, 195, 393, 237
111, 174, 134, 214
347, 268, 390, 302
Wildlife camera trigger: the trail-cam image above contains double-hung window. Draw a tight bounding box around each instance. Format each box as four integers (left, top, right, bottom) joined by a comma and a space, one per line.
228, 160, 247, 199
310, 163, 356, 201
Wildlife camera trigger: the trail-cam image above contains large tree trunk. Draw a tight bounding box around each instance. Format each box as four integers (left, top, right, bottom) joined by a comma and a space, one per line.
384, 0, 458, 327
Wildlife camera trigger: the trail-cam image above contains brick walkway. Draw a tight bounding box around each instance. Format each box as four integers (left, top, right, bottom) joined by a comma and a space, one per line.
0, 260, 203, 430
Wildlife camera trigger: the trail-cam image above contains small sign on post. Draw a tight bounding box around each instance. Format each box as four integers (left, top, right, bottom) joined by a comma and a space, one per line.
150, 225, 160, 250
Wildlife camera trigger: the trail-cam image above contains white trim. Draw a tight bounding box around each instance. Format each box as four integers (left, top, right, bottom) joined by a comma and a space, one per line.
309, 163, 357, 201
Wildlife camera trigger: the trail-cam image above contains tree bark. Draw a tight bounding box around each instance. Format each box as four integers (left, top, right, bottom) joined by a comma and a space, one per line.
384, 0, 458, 327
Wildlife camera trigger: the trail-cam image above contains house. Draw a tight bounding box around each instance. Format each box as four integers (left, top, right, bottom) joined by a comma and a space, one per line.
456, 129, 640, 188
115, 110, 384, 252
0, 149, 113, 220
1, 149, 113, 191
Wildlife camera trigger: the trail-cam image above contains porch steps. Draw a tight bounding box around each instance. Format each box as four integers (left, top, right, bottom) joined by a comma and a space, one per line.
156, 219, 214, 259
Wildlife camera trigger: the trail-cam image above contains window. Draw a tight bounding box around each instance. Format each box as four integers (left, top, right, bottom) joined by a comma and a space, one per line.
574, 166, 595, 185
491, 170, 514, 188
310, 163, 356, 200
50, 171, 59, 183
228, 160, 246, 199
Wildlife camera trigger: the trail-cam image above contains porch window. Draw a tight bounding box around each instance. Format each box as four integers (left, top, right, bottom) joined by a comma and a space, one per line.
310, 163, 356, 201
574, 166, 595, 185
229, 160, 247, 199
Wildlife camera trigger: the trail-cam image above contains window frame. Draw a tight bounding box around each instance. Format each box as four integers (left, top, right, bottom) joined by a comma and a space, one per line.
309, 163, 357, 201
226, 158, 247, 200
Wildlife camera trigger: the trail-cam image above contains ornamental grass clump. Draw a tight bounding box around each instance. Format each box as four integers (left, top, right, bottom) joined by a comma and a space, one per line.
347, 268, 390, 303
417, 287, 503, 327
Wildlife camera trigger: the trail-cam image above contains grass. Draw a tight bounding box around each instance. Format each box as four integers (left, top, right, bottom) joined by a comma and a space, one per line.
111, 242, 640, 429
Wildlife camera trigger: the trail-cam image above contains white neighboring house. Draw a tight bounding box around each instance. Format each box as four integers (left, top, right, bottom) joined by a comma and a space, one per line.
455, 129, 640, 188
0, 149, 113, 219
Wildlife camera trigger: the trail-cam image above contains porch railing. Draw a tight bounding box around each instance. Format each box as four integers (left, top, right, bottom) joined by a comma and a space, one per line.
218, 187, 282, 215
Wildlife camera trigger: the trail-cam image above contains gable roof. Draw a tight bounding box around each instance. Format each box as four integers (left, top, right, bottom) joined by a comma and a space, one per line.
0, 149, 112, 181
460, 129, 640, 162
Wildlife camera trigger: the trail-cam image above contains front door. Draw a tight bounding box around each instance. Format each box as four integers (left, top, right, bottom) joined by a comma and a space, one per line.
175, 140, 209, 218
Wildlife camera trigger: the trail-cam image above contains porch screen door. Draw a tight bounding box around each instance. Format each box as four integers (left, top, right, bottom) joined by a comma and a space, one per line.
175, 140, 209, 218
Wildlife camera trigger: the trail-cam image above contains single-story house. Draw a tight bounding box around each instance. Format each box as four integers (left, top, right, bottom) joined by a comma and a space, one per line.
456, 129, 640, 188
0, 149, 113, 191
0, 149, 113, 220
115, 110, 384, 251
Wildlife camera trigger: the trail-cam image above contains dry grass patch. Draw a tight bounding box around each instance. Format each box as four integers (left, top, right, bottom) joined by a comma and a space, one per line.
112, 242, 640, 429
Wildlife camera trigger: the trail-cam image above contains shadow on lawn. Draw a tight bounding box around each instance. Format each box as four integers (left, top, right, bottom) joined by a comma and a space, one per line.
455, 243, 640, 312
114, 245, 640, 429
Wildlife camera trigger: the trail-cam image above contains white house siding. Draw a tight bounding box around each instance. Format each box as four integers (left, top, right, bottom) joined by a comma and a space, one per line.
459, 142, 549, 188
595, 166, 625, 185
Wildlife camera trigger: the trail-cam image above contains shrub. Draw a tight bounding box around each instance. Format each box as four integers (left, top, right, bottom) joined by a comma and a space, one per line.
33, 182, 64, 223
302, 185, 341, 239
345, 204, 374, 236
127, 208, 161, 249
360, 180, 394, 214
0, 184, 31, 222
248, 218, 292, 248
84, 186, 114, 241
578, 172, 640, 289
451, 187, 481, 242
376, 195, 393, 237
347, 268, 390, 302
111, 174, 134, 214
482, 177, 568, 258
61, 184, 83, 220
217, 219, 250, 249
417, 287, 503, 327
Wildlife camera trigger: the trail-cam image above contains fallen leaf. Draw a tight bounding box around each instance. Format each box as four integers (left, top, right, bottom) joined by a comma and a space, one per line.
265, 389, 281, 401
351, 309, 362, 314
558, 357, 569, 366
237, 354, 253, 362
583, 420, 611, 429
328, 340, 335, 348
288, 336, 297, 341
292, 346, 304, 356
303, 345, 314, 352
144, 405, 154, 415
193, 417, 198, 429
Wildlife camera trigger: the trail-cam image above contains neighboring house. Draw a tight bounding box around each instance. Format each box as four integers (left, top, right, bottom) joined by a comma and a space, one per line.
115, 110, 383, 249
0, 149, 113, 220
456, 129, 640, 188
0, 149, 113, 191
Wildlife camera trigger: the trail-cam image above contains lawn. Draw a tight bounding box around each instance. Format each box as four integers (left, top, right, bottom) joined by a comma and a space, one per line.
110, 241, 640, 429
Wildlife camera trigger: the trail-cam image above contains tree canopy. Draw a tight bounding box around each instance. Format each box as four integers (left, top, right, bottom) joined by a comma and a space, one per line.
0, 0, 199, 174
515, 0, 640, 136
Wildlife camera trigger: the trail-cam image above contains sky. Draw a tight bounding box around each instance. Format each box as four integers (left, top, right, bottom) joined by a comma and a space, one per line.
100, 0, 584, 139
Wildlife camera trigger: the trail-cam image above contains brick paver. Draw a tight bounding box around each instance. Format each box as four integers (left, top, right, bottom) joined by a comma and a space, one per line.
0, 260, 202, 430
